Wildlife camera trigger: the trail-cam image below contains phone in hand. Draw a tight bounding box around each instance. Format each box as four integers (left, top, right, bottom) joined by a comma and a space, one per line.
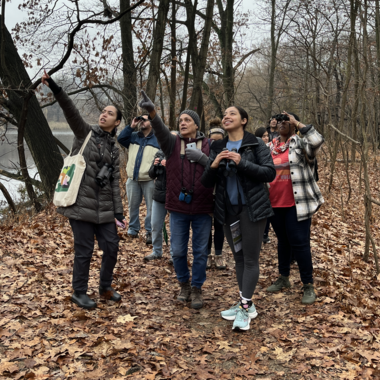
186, 142, 197, 162
116, 220, 126, 229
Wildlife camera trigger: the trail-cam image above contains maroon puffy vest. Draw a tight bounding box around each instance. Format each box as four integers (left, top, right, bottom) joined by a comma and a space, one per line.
165, 134, 214, 215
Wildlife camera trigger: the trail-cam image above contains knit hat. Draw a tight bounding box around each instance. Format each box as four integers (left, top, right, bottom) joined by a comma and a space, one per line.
209, 127, 225, 137
179, 110, 200, 129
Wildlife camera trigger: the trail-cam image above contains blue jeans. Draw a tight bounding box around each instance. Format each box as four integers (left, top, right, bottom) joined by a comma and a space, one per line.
170, 211, 212, 288
151, 200, 173, 257
126, 178, 155, 234
270, 206, 313, 284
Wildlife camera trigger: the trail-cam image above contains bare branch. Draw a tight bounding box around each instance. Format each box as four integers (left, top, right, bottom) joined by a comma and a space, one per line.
327, 124, 361, 146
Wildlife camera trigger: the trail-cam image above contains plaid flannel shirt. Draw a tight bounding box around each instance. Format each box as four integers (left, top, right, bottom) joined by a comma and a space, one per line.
269, 125, 324, 221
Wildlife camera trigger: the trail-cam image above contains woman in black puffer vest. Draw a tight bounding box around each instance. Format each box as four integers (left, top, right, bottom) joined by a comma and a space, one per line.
201, 106, 275, 331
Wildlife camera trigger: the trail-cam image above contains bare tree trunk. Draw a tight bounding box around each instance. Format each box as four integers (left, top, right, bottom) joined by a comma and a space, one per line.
0, 181, 16, 214
145, 0, 170, 101
17, 94, 42, 212
0, 20, 63, 198
169, 0, 177, 129
186, 0, 214, 131
120, 0, 137, 123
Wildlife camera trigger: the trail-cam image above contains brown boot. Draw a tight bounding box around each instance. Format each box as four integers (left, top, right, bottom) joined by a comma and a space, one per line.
206, 255, 213, 269
191, 287, 203, 309
177, 281, 191, 302
215, 254, 226, 270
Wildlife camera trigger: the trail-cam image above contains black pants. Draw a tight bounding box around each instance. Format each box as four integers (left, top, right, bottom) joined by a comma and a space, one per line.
208, 218, 225, 256
269, 206, 313, 284
223, 206, 266, 299
69, 219, 120, 293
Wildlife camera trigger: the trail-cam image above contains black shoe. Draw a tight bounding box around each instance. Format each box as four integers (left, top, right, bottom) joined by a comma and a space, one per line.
99, 286, 122, 302
144, 253, 162, 261
71, 292, 97, 309
168, 258, 173, 265
263, 233, 270, 244
146, 232, 152, 245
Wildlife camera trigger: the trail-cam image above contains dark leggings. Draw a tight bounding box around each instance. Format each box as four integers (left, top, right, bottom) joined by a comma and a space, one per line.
269, 206, 313, 284
223, 206, 266, 299
208, 218, 224, 256
264, 219, 270, 235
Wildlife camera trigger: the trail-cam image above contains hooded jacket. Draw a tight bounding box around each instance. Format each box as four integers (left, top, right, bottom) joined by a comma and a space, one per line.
54, 90, 123, 224
201, 132, 276, 225
148, 150, 166, 204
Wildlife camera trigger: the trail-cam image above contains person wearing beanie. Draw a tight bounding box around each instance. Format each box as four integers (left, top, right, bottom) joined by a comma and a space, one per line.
138, 91, 214, 310
206, 117, 226, 270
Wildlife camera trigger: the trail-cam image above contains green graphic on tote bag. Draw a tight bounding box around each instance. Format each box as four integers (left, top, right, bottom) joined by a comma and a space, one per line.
56, 164, 76, 192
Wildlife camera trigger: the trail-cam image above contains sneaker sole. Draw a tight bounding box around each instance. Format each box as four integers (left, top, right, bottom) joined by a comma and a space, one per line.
221, 310, 258, 321
232, 318, 251, 331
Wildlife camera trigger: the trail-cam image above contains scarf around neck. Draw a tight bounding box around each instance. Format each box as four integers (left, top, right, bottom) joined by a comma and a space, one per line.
270, 135, 295, 155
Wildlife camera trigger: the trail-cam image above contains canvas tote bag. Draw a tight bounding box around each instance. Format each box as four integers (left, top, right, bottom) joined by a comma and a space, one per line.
53, 131, 92, 207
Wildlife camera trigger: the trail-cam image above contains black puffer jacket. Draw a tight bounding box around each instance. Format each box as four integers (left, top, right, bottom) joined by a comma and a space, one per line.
201, 131, 276, 225
148, 150, 166, 204
54, 90, 123, 224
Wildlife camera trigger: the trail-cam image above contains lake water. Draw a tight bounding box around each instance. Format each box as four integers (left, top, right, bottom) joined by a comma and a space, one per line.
0, 130, 74, 206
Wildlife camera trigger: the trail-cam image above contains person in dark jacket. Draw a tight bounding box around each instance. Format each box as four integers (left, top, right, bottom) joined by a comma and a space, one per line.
267, 116, 279, 142
41, 70, 126, 310
144, 148, 174, 262
139, 90, 213, 310
201, 106, 276, 331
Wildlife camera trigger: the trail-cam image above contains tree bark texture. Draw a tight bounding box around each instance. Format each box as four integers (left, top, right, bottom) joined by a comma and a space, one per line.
186, 0, 214, 131
145, 0, 170, 102
169, 0, 177, 130
120, 0, 137, 123
0, 181, 16, 214
0, 21, 63, 199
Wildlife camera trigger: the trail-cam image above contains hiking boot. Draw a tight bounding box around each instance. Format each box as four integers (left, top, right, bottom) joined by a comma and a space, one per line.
144, 253, 162, 261
232, 307, 250, 331
71, 292, 97, 309
302, 283, 316, 305
267, 275, 291, 292
145, 232, 152, 245
99, 286, 121, 302
168, 258, 173, 265
221, 302, 258, 321
128, 232, 138, 238
190, 287, 203, 309
206, 255, 213, 269
177, 281, 191, 302
262, 233, 270, 244
215, 255, 226, 270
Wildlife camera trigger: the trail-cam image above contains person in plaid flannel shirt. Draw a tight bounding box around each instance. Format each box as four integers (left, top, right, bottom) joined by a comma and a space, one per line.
266, 111, 324, 305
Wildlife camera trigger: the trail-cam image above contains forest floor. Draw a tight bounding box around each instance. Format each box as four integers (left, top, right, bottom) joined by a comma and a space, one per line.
1, 158, 380, 379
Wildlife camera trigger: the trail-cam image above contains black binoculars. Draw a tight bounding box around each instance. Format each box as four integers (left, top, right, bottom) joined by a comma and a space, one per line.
155, 159, 164, 175
274, 114, 289, 122
96, 163, 114, 188
219, 148, 238, 176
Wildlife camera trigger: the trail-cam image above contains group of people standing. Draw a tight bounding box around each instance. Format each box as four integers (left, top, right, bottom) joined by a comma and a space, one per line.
42, 71, 324, 332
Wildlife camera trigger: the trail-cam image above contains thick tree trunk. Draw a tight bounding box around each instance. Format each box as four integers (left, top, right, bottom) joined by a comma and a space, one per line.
145, 0, 170, 101
169, 0, 177, 130
186, 0, 214, 131
120, 0, 137, 123
0, 21, 63, 199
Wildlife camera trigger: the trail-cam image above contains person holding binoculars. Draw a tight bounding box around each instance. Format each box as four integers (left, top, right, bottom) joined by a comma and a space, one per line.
41, 71, 125, 310
138, 91, 213, 310
201, 106, 276, 331
144, 131, 178, 263
118, 114, 160, 244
